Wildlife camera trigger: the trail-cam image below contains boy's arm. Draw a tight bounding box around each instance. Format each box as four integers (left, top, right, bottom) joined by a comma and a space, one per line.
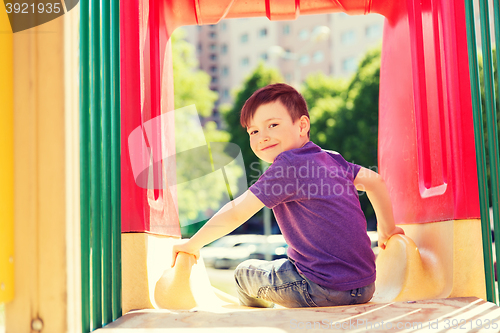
171, 190, 265, 266
353, 167, 404, 249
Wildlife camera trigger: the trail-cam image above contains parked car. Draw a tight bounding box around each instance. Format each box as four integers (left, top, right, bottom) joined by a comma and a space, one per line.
367, 230, 378, 248
201, 234, 290, 269
200, 234, 266, 269
248, 234, 288, 260
212, 241, 263, 269
203, 232, 379, 269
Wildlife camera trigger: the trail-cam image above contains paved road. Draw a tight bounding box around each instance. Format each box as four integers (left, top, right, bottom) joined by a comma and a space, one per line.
206, 267, 238, 297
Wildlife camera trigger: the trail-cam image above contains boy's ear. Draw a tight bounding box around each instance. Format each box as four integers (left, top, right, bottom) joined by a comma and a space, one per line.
299, 115, 310, 136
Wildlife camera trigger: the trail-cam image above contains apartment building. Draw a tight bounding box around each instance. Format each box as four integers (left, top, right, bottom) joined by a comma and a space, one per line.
183, 12, 385, 123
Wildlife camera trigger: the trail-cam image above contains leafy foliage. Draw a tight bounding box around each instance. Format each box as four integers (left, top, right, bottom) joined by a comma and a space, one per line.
172, 29, 243, 236
220, 62, 284, 187
303, 47, 382, 224
172, 29, 218, 117
477, 48, 500, 206
214, 48, 382, 228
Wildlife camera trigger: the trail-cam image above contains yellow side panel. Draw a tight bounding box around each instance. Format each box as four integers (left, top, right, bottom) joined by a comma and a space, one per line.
0, 2, 14, 304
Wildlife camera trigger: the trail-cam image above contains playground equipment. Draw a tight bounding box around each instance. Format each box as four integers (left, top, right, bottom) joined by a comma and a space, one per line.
0, 0, 14, 307
1, 0, 500, 331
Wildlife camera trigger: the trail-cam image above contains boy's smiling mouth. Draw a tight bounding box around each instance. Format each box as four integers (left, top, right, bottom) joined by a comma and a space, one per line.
261, 143, 278, 151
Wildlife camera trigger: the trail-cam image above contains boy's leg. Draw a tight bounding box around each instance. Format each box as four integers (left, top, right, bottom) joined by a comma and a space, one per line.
234, 258, 317, 308
234, 259, 274, 308
307, 281, 375, 307
235, 258, 375, 308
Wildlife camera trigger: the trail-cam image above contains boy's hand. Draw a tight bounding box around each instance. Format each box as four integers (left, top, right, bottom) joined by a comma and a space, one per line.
171, 240, 200, 268
378, 226, 405, 250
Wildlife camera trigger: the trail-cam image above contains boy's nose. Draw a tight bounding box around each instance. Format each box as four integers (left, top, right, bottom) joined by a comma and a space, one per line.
259, 135, 270, 144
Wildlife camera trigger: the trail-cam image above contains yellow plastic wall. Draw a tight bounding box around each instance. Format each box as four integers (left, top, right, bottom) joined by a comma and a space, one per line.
374, 219, 486, 303
122, 233, 223, 313
0, 2, 14, 304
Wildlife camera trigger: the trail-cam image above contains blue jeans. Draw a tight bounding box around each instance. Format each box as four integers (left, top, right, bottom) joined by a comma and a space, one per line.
234, 258, 375, 308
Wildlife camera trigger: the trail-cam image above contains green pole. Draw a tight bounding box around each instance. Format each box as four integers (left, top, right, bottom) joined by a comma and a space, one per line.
479, 0, 500, 297
464, 0, 496, 303
110, 0, 122, 321
479, 0, 500, 298
261, 160, 272, 260
494, 0, 500, 113
91, 0, 103, 327
492, 0, 500, 289
79, 0, 91, 330
101, 0, 113, 325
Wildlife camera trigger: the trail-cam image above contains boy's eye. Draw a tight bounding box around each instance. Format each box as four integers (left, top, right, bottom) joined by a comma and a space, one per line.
249, 130, 258, 135
269, 123, 278, 128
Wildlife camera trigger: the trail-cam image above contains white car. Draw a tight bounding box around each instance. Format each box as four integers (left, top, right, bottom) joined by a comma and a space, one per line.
201, 234, 267, 269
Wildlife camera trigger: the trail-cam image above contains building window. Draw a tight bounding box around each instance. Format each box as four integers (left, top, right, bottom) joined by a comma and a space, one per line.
241, 33, 249, 43
283, 24, 290, 35
211, 76, 218, 84
299, 29, 309, 40
299, 54, 310, 65
223, 88, 230, 99
259, 28, 268, 37
209, 32, 217, 38
342, 57, 357, 72
260, 53, 268, 61
366, 24, 382, 39
221, 22, 227, 31
197, 43, 202, 52
241, 57, 250, 67
222, 66, 229, 76
210, 54, 217, 61
210, 66, 217, 73
313, 51, 324, 63
210, 44, 217, 51
341, 30, 356, 44
221, 44, 228, 54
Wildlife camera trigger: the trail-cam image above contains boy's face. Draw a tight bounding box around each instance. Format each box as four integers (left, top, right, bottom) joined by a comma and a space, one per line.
247, 101, 309, 163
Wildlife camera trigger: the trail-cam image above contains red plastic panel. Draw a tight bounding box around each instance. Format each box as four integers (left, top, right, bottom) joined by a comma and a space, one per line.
120, 0, 480, 234
119, 0, 392, 234
120, 0, 180, 235
378, 0, 480, 224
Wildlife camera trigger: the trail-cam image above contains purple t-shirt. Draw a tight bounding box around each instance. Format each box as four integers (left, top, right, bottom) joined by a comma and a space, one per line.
249, 141, 376, 291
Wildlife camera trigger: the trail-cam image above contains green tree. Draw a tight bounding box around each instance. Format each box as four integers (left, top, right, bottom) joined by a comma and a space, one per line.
220, 62, 284, 187
301, 73, 347, 109
478, 48, 500, 207
303, 47, 381, 225
171, 29, 242, 236
302, 74, 348, 148
172, 29, 217, 117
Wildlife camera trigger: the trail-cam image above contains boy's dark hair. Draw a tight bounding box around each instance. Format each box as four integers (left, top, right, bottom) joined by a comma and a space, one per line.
240, 83, 310, 132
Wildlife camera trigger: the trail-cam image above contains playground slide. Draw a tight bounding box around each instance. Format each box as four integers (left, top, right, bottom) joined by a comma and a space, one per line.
119, 0, 486, 314
124, 226, 482, 312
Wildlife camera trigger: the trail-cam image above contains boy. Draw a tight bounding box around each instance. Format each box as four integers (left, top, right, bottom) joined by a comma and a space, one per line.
172, 83, 404, 308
